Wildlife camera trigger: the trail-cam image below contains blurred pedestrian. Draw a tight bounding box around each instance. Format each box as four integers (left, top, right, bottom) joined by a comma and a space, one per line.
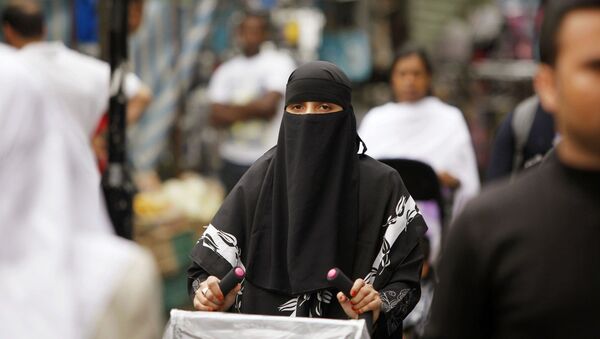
359, 44, 479, 218
0, 45, 162, 339
207, 11, 295, 192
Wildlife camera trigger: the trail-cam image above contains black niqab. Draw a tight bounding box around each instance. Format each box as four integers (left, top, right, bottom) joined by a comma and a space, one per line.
244, 61, 360, 294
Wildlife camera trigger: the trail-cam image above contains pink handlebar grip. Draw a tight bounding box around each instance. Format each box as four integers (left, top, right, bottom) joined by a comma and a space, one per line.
219, 266, 245, 294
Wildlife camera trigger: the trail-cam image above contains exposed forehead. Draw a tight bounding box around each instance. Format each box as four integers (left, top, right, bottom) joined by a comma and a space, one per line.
394, 54, 427, 70
556, 9, 600, 61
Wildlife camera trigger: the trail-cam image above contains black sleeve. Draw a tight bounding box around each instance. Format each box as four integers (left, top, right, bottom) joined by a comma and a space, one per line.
186, 152, 273, 302
486, 112, 515, 183
423, 207, 491, 339
373, 242, 424, 339
371, 170, 427, 338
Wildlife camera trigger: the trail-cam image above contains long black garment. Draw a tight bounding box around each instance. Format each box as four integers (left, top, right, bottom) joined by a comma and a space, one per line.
425, 153, 600, 339
188, 62, 427, 337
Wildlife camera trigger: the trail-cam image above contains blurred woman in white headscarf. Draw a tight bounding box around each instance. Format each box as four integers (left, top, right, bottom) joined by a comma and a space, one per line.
359, 44, 480, 218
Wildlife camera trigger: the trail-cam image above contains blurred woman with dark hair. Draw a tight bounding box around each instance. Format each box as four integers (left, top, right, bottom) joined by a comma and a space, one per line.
359, 44, 480, 219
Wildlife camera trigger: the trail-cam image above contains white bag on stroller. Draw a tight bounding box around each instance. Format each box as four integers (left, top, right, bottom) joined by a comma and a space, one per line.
163, 309, 370, 339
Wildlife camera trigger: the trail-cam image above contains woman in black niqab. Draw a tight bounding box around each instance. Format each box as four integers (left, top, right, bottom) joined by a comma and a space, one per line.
188, 61, 427, 338
248, 61, 360, 295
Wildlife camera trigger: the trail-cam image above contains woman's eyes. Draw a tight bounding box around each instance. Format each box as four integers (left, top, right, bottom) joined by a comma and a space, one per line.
317, 104, 343, 112
286, 103, 340, 113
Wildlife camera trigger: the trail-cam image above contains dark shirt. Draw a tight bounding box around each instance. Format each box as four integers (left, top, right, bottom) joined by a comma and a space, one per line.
486, 105, 555, 182
426, 154, 600, 339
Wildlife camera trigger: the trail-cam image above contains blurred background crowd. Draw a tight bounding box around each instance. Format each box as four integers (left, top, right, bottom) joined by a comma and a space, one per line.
0, 0, 544, 174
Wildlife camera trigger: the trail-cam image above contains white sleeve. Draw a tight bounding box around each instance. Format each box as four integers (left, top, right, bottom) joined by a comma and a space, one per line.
207, 65, 230, 104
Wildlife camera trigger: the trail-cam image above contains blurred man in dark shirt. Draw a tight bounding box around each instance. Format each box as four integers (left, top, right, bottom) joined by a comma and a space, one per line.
426, 0, 600, 338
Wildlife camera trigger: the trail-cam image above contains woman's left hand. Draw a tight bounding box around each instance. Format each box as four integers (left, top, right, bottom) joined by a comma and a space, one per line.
336, 278, 381, 322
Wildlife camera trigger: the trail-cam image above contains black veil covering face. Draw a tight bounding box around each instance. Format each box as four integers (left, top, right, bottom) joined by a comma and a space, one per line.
244, 61, 361, 294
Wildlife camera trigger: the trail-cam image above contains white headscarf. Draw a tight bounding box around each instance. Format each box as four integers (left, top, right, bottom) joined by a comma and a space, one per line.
359, 96, 480, 217
0, 45, 137, 339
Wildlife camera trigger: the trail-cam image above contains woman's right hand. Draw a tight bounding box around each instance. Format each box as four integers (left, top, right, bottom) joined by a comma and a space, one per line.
193, 276, 241, 312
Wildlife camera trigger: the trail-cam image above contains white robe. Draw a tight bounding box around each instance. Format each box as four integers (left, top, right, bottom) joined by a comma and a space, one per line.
18, 41, 144, 138
0, 48, 159, 339
358, 96, 480, 218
